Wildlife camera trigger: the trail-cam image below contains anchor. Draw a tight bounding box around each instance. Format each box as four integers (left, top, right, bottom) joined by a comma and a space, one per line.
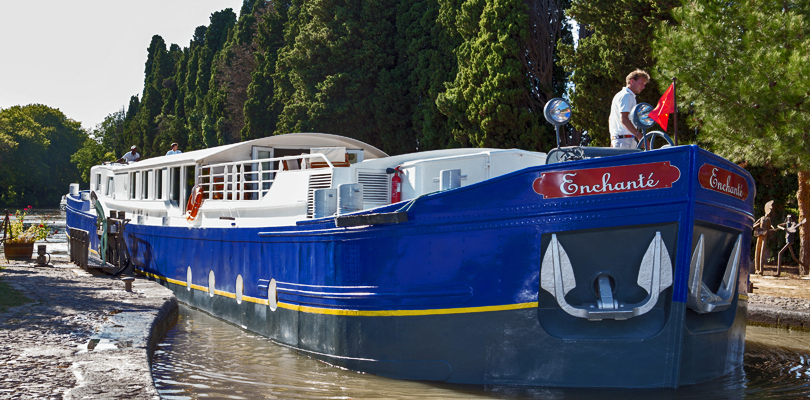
541, 232, 673, 321
686, 234, 742, 313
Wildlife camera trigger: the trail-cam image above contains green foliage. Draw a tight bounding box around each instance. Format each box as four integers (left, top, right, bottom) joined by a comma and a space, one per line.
72, 111, 124, 182
558, 0, 681, 146
655, 0, 810, 266
0, 105, 84, 207
436, 0, 555, 151
241, 1, 290, 141
273, 0, 398, 150
654, 0, 810, 168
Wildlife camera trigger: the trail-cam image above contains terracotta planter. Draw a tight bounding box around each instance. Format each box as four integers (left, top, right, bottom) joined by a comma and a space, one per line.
3, 242, 35, 260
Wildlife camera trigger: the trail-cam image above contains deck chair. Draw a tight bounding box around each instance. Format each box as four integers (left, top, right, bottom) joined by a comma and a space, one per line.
310, 147, 350, 168
282, 159, 300, 171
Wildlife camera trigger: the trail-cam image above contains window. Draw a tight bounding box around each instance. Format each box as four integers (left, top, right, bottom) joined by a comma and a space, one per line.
170, 167, 181, 205
157, 168, 165, 200
143, 170, 150, 199
130, 172, 138, 199
95, 174, 101, 191
184, 166, 195, 210
106, 177, 114, 196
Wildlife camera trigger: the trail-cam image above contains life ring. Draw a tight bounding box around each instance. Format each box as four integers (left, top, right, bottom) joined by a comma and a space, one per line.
185, 185, 204, 222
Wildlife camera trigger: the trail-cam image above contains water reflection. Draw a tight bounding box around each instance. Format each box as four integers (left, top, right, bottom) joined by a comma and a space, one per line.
152, 307, 810, 399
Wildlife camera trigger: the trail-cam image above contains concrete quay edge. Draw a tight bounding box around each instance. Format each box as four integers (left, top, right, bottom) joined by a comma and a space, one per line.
0, 257, 178, 399
747, 302, 810, 331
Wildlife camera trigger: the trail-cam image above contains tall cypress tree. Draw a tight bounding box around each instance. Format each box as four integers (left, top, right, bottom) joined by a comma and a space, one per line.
273, 0, 398, 150
242, 0, 292, 141
436, 0, 556, 151
190, 9, 237, 149
207, 1, 268, 146
378, 0, 462, 153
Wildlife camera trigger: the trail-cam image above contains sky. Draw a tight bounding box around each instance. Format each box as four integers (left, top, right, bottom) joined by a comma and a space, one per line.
0, 0, 244, 130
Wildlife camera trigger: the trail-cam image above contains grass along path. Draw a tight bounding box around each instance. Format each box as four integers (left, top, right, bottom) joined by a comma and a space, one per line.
0, 267, 33, 312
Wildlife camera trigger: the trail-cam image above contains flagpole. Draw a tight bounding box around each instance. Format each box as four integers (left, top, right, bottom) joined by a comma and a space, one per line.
672, 77, 678, 146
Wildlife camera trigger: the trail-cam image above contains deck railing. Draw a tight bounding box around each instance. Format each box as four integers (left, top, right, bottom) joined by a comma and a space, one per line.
197, 153, 334, 201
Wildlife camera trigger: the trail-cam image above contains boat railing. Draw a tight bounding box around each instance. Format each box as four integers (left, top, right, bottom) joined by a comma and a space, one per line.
197, 153, 334, 201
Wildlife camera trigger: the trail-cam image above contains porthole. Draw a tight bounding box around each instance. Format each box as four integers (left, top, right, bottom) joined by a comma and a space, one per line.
186, 267, 192, 291
268, 279, 278, 311
236, 275, 244, 305
208, 270, 215, 298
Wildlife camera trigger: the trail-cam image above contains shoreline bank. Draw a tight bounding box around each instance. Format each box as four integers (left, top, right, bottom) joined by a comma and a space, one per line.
0, 256, 176, 399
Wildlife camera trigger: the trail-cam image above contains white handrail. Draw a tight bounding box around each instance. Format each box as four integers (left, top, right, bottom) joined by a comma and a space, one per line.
197, 153, 333, 201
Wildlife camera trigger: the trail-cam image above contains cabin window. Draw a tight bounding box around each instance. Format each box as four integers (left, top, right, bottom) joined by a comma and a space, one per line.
157, 168, 165, 200
106, 177, 114, 196
130, 172, 138, 199
95, 174, 101, 191
170, 167, 181, 206
184, 165, 195, 210
143, 170, 150, 199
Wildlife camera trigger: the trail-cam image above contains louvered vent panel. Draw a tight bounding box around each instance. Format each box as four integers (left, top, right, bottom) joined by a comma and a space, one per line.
357, 171, 390, 205
307, 173, 333, 218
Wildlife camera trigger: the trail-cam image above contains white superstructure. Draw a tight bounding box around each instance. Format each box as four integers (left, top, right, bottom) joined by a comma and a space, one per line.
88, 133, 547, 228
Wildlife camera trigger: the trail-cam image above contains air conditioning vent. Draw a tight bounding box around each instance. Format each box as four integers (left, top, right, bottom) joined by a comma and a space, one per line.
357, 170, 390, 205
307, 173, 333, 218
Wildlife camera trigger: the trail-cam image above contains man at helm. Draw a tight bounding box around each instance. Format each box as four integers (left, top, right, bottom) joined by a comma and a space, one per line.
609, 69, 649, 148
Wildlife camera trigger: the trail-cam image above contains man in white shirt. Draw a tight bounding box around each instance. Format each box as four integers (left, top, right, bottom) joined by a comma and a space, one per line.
166, 142, 182, 156
117, 145, 140, 163
609, 69, 649, 148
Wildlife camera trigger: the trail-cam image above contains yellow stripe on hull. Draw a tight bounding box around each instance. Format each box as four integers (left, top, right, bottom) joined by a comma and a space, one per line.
135, 268, 537, 317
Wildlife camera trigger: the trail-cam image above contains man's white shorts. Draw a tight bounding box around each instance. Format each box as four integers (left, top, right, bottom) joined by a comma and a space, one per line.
611, 137, 638, 149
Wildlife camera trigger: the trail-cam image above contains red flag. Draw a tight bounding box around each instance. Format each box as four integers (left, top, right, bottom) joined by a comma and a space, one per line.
649, 83, 676, 131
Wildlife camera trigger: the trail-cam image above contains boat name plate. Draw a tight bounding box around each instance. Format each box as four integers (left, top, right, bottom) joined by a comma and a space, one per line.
533, 161, 681, 199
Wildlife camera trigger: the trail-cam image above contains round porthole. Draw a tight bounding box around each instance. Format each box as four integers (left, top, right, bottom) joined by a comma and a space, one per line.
208, 270, 215, 298
186, 267, 192, 292
268, 279, 278, 311
236, 275, 244, 305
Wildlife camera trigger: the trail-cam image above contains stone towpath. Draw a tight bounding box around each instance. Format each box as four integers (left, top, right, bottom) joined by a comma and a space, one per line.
0, 256, 176, 400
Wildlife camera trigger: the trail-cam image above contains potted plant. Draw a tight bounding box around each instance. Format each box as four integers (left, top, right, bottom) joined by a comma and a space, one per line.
2, 207, 54, 260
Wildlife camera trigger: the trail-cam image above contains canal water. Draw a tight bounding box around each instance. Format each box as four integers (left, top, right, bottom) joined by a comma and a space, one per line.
14, 209, 810, 398
151, 307, 810, 399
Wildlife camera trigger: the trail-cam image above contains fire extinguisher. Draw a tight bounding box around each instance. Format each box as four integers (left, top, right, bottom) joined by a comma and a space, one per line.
388, 166, 402, 203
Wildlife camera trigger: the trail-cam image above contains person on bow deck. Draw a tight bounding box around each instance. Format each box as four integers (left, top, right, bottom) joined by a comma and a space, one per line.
117, 145, 141, 163
609, 69, 649, 149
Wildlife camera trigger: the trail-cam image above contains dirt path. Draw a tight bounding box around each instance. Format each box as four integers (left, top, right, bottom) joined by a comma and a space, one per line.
750, 264, 810, 300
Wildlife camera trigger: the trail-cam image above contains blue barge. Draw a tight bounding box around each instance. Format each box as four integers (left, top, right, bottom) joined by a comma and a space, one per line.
66, 129, 754, 388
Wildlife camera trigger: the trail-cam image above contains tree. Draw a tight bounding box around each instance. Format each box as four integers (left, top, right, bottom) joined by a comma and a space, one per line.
435, 0, 558, 151
558, 0, 678, 146
242, 0, 291, 141
273, 0, 398, 150
72, 111, 125, 183
654, 0, 810, 268
0, 105, 84, 207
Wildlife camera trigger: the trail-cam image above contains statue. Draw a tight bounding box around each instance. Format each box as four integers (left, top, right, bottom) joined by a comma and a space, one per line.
752, 200, 774, 275
775, 214, 807, 276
